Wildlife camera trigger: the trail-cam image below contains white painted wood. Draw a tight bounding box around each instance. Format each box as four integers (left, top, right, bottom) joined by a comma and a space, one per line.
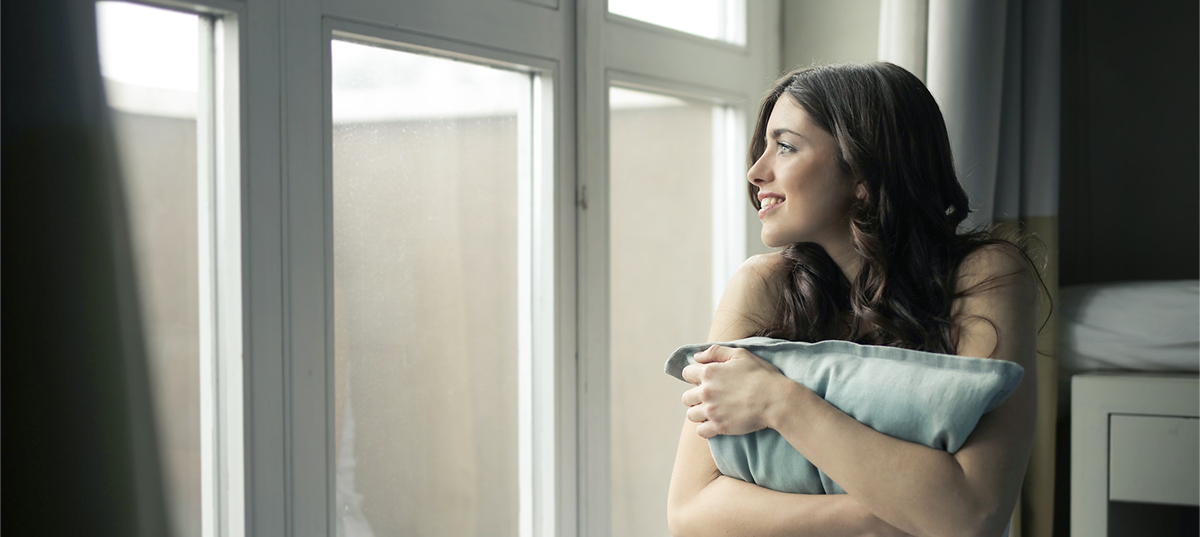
1071, 372, 1200, 537
1109, 414, 1200, 505
530, 72, 557, 537
519, 65, 536, 537
328, 22, 558, 74
550, 6, 580, 537
214, 11, 246, 537
604, 22, 761, 99
605, 13, 746, 52
323, 0, 567, 63
242, 0, 288, 533
197, 10, 249, 537
512, 0, 558, 10
284, 0, 329, 535
130, 0, 245, 16
575, 3, 610, 536
319, 10, 573, 537
197, 14, 219, 537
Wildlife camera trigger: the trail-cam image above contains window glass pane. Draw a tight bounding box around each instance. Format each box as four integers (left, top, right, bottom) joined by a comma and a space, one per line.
332, 40, 530, 537
97, 3, 201, 537
608, 0, 746, 44
609, 87, 719, 537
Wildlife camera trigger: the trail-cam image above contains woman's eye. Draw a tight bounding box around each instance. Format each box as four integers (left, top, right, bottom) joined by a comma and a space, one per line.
776, 141, 795, 154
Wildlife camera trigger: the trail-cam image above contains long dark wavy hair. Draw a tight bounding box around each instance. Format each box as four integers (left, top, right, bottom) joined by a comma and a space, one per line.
747, 62, 1052, 355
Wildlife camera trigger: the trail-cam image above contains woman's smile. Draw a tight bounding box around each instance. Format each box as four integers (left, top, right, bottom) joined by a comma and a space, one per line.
758, 193, 785, 219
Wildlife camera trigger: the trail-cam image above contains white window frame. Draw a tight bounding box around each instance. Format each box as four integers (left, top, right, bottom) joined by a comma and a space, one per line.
108, 0, 780, 535
275, 2, 577, 537
319, 18, 563, 537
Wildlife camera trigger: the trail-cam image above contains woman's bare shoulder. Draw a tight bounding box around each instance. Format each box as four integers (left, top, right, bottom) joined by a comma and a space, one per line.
707, 252, 790, 341
950, 243, 1038, 359
954, 243, 1033, 287
734, 252, 792, 301
743, 250, 790, 273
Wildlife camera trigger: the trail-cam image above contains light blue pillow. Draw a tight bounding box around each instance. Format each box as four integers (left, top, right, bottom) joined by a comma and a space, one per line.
664, 336, 1024, 495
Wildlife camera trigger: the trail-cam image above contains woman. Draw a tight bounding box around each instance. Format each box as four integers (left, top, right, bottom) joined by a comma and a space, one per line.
666, 62, 1050, 537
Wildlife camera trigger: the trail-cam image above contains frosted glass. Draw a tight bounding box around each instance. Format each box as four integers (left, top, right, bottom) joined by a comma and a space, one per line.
332, 40, 528, 537
609, 86, 717, 537
608, 0, 745, 44
98, 3, 202, 537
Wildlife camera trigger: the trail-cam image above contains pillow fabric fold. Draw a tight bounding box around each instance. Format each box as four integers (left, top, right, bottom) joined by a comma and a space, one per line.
664, 336, 1024, 495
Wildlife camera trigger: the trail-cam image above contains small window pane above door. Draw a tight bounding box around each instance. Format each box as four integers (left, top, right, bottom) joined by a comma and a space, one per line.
608, 0, 746, 44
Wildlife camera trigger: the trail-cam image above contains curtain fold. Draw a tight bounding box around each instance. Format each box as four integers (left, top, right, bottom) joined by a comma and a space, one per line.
2, 1, 169, 535
877, 2, 1062, 537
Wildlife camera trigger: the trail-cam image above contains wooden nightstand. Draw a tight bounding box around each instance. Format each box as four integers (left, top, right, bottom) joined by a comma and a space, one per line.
1071, 373, 1199, 536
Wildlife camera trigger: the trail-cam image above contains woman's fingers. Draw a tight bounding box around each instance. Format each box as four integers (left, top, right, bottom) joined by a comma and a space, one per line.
693, 345, 736, 364
680, 345, 783, 438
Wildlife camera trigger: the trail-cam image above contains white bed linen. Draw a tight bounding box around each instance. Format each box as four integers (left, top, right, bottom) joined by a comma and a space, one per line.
1057, 280, 1199, 419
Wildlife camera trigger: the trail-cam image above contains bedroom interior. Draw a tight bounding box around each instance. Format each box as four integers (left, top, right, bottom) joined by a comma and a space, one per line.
4, 1, 1197, 536
783, 1, 1198, 535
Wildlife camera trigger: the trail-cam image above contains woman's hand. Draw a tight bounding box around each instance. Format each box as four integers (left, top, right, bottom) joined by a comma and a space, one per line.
680, 345, 797, 439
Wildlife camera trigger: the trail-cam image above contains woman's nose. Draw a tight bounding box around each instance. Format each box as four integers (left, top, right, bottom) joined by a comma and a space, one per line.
747, 153, 770, 185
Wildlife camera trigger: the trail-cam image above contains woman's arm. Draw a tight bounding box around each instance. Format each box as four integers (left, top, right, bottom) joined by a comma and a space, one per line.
772, 245, 1036, 537
667, 415, 899, 537
666, 253, 910, 537
686, 245, 1038, 537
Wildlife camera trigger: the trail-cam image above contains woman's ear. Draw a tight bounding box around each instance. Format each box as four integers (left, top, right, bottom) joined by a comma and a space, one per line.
854, 182, 868, 202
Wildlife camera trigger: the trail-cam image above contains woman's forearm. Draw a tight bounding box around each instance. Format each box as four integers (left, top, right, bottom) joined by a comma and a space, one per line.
766, 382, 997, 537
671, 474, 903, 537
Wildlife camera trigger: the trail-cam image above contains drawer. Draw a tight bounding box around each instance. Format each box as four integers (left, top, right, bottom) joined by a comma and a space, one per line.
1109, 414, 1200, 505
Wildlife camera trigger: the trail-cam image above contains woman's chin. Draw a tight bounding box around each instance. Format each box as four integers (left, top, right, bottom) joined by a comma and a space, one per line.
762, 231, 809, 249
760, 234, 786, 249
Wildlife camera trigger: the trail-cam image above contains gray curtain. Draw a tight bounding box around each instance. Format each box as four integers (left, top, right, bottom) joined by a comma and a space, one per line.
2, 1, 170, 535
878, 2, 1062, 537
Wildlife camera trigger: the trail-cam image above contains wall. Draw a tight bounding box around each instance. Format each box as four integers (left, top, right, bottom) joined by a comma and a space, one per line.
780, 0, 881, 72
1060, 0, 1200, 285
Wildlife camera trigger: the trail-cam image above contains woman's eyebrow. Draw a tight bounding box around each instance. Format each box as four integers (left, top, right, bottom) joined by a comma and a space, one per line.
770, 127, 803, 139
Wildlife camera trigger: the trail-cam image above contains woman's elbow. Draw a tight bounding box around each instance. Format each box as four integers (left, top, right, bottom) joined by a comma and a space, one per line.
666, 493, 701, 537
666, 485, 712, 537
968, 490, 1018, 537
666, 503, 685, 537
666, 500, 694, 537
916, 488, 1009, 537
974, 509, 1014, 537
935, 503, 1011, 537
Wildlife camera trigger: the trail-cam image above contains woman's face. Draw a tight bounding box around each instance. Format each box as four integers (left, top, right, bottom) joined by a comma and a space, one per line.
748, 93, 862, 249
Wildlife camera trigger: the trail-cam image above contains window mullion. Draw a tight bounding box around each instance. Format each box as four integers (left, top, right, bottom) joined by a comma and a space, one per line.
213, 11, 246, 537
196, 12, 220, 537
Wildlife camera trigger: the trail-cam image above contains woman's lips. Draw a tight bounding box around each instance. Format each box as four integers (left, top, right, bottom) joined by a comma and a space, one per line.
758, 200, 783, 219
